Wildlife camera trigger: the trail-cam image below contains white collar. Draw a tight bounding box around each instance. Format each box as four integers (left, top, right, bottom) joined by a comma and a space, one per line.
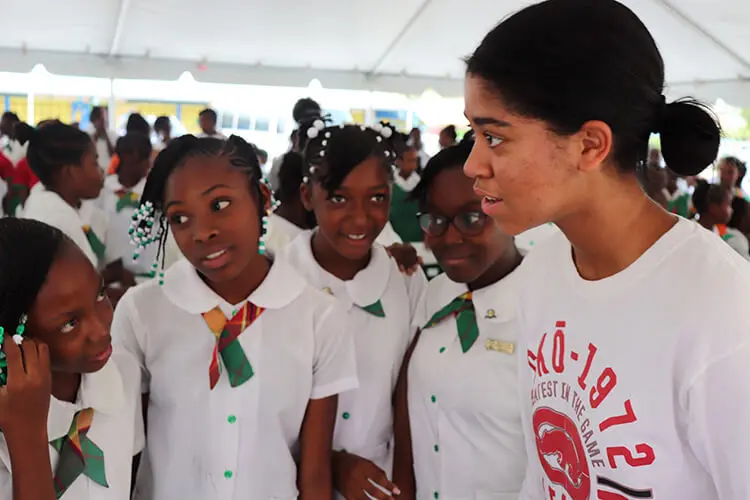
47, 358, 125, 439
161, 255, 307, 314
285, 230, 392, 308
423, 265, 521, 325
393, 172, 421, 193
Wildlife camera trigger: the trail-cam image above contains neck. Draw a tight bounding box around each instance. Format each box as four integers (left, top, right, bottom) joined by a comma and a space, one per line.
698, 215, 718, 230
118, 170, 142, 189
51, 372, 82, 404
468, 245, 524, 291
399, 170, 413, 181
311, 231, 370, 281
275, 203, 310, 229
51, 185, 82, 210
203, 256, 271, 305
556, 175, 676, 281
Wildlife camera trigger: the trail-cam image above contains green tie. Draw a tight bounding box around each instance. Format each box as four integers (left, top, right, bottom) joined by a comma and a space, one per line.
50, 408, 108, 498
82, 226, 106, 261
360, 300, 386, 318
422, 292, 479, 353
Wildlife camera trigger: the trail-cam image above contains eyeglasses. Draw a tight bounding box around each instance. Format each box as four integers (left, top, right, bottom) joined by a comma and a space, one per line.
417, 211, 489, 237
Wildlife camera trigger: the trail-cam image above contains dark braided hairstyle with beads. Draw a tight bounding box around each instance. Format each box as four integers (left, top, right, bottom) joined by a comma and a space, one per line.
0, 218, 66, 383
129, 135, 265, 279
299, 120, 403, 194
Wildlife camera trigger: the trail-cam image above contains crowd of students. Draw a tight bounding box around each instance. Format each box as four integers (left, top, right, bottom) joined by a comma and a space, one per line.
1, 0, 750, 499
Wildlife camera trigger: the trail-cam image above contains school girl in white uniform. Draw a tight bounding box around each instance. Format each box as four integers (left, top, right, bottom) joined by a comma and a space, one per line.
0, 218, 143, 500
111, 134, 358, 500
16, 122, 105, 268
392, 138, 526, 500
464, 1, 750, 497
283, 121, 426, 499
97, 134, 157, 281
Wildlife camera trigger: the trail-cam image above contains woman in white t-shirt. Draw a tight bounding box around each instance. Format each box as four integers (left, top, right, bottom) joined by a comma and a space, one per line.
111, 134, 357, 500
464, 1, 750, 498
692, 179, 750, 260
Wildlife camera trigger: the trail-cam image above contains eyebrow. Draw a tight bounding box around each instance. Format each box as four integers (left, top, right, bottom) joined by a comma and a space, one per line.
471, 116, 512, 127
165, 184, 232, 210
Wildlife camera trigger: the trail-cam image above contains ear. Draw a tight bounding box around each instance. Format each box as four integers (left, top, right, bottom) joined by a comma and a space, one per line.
576, 120, 613, 173
258, 182, 272, 213
300, 182, 314, 211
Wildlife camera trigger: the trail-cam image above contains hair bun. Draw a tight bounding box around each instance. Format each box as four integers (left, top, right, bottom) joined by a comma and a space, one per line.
13, 122, 37, 146
660, 99, 720, 177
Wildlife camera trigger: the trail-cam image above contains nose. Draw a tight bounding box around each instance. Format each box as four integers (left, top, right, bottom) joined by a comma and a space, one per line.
88, 311, 112, 347
350, 201, 369, 230
192, 216, 219, 243
463, 140, 491, 180
442, 220, 464, 245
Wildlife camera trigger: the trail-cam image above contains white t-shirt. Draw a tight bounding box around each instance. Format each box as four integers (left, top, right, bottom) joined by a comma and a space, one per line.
517, 217, 750, 499
514, 222, 560, 254
97, 175, 156, 278
283, 231, 425, 490
23, 184, 99, 267
0, 350, 144, 500
112, 255, 358, 500
409, 270, 525, 500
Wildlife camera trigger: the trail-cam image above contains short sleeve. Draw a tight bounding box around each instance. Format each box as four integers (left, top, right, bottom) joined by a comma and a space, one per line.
686, 341, 750, 499
405, 269, 428, 330
111, 290, 151, 394
310, 299, 359, 400
112, 349, 146, 455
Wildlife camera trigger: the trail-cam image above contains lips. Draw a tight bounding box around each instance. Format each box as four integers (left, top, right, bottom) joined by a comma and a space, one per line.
200, 247, 232, 270
91, 345, 112, 364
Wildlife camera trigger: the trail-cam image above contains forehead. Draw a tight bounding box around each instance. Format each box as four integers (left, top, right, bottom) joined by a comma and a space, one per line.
33, 243, 99, 313
338, 156, 389, 189
464, 74, 514, 121
427, 167, 477, 209
166, 156, 248, 196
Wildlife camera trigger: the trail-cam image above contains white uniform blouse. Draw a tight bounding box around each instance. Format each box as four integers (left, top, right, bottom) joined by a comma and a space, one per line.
112, 255, 358, 500
0, 351, 144, 500
408, 270, 526, 500
283, 231, 426, 483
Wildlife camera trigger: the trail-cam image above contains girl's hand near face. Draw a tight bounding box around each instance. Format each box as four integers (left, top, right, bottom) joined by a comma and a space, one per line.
0, 336, 56, 500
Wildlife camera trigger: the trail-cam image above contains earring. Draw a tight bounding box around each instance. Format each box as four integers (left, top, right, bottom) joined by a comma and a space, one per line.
258, 211, 270, 255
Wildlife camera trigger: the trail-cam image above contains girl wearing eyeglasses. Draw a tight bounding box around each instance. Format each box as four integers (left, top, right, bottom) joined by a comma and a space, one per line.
392, 136, 526, 500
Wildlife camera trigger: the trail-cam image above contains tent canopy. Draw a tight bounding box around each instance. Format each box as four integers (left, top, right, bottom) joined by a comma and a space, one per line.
1, 0, 750, 103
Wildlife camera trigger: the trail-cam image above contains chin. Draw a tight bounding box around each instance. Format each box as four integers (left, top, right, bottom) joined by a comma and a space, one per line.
442, 265, 481, 285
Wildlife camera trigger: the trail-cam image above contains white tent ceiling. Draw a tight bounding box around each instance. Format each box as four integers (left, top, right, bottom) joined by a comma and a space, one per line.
1, 0, 750, 103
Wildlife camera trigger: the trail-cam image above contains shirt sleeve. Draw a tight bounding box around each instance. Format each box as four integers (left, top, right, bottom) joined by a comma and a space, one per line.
310, 298, 359, 400
686, 341, 750, 499
112, 349, 146, 456
0, 457, 11, 500
111, 290, 151, 394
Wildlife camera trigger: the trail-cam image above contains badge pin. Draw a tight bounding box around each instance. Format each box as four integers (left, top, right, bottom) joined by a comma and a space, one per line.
322, 287, 333, 295
485, 339, 515, 354
485, 309, 497, 319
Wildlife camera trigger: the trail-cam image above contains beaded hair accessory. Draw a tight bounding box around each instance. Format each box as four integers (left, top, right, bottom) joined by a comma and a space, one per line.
128, 201, 167, 286
0, 314, 28, 386
301, 121, 398, 185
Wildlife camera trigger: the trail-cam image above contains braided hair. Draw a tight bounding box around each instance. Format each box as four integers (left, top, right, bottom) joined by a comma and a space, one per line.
299, 121, 402, 195
0, 218, 66, 338
130, 135, 264, 280
14, 121, 92, 188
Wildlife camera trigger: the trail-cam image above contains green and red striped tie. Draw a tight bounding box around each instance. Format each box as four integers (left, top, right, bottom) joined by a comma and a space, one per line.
50, 408, 108, 498
202, 302, 264, 389
422, 292, 479, 353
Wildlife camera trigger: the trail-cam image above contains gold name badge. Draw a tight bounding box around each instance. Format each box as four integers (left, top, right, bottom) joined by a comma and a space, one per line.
485, 339, 515, 355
